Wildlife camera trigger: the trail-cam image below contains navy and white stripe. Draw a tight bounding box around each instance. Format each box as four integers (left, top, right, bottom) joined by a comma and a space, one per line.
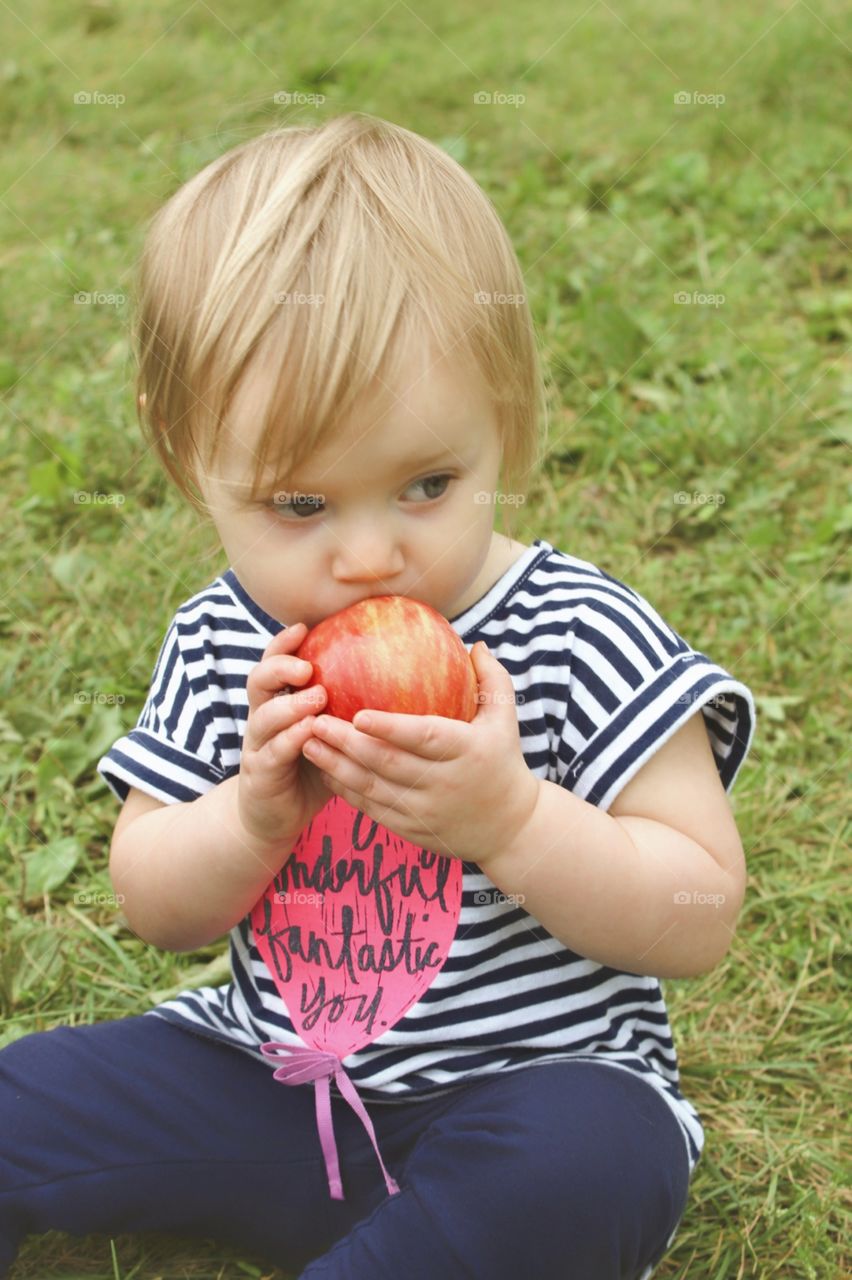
97, 538, 756, 1178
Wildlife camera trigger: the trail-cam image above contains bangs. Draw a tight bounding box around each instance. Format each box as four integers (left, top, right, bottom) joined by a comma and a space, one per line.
232, 258, 514, 504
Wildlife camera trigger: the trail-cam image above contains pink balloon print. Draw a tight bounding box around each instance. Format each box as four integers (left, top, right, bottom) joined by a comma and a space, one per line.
250, 793, 463, 1202
250, 794, 462, 1056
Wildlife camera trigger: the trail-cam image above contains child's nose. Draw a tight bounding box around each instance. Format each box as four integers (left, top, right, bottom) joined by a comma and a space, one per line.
332, 533, 405, 584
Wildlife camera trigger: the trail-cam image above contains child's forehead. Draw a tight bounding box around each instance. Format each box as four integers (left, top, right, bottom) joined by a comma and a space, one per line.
218, 407, 488, 494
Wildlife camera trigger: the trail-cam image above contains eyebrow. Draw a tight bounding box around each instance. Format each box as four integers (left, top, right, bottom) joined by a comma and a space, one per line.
269, 445, 472, 493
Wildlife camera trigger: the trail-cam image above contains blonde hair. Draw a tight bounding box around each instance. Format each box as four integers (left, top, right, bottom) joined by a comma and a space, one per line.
133, 112, 548, 535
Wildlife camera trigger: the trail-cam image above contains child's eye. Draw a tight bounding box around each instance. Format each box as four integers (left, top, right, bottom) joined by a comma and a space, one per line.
269, 493, 325, 520
406, 473, 452, 502
267, 474, 452, 520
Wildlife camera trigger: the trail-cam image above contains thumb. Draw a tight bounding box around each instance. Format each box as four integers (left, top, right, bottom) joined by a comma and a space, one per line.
471, 640, 516, 720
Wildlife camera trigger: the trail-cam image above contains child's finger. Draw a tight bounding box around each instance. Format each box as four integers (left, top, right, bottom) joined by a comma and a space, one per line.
246, 685, 326, 753
247, 626, 312, 714
351, 710, 464, 761
261, 621, 308, 660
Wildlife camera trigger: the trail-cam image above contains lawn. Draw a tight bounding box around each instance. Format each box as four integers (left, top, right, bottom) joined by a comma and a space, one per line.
0, 1, 849, 1277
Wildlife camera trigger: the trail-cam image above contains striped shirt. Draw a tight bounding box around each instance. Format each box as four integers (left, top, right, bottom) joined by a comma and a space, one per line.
97, 537, 756, 1181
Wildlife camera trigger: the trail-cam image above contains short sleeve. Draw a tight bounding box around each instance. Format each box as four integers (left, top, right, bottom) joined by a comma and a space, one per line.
96, 619, 226, 806
556, 577, 756, 813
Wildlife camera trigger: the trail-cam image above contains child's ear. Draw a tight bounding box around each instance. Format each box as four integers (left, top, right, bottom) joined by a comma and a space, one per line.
137, 393, 146, 408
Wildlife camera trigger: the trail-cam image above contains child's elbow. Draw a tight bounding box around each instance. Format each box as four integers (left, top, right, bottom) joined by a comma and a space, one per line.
691, 868, 747, 975
722, 854, 748, 932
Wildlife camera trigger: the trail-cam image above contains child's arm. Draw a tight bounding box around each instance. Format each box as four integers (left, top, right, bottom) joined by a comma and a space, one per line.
109, 623, 333, 952
109, 776, 301, 952
479, 710, 746, 979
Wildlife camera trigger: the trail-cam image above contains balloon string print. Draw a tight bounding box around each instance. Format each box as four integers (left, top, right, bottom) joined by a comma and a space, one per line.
260, 1041, 401, 1199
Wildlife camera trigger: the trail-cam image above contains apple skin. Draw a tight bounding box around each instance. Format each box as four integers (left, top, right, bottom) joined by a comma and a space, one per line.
295, 596, 478, 723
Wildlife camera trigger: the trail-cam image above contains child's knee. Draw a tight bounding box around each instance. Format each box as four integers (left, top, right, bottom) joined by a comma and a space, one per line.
399, 1096, 688, 1280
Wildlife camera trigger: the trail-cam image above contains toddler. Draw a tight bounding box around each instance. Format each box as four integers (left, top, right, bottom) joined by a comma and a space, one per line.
1, 113, 756, 1279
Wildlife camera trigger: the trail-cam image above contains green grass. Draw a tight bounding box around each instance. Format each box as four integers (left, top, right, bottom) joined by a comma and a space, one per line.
1, 0, 849, 1276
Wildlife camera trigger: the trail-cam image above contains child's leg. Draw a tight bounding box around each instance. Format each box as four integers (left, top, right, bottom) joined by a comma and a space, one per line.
0, 1015, 395, 1277
298, 1059, 692, 1280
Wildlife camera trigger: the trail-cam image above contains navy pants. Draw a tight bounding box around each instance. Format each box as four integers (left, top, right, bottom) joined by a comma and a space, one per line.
0, 1015, 691, 1279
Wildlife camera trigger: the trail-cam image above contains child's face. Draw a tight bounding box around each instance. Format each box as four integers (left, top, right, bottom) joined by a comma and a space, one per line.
198, 337, 509, 629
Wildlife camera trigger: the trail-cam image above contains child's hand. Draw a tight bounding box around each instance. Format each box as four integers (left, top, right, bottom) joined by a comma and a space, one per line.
299, 641, 542, 865
238, 623, 334, 850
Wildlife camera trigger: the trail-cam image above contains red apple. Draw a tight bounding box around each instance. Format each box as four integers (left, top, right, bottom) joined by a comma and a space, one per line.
295, 596, 478, 723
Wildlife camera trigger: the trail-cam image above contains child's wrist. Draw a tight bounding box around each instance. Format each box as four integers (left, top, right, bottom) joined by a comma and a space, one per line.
216, 775, 299, 876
